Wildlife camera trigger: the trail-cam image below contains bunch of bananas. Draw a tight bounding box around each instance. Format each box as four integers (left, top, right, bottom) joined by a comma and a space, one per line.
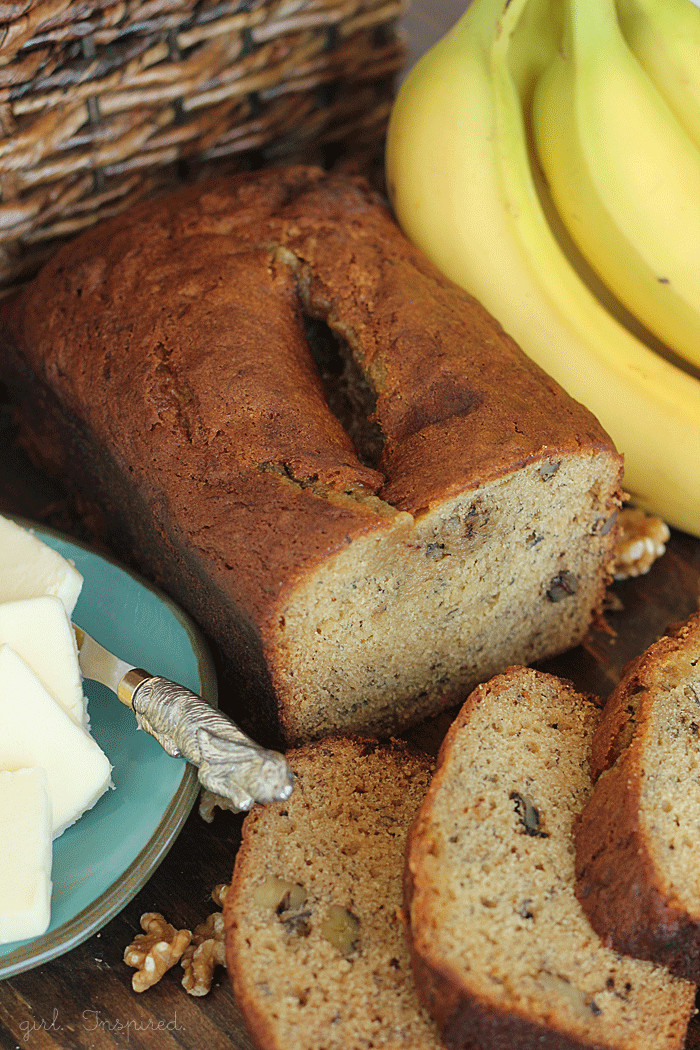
386, 0, 700, 537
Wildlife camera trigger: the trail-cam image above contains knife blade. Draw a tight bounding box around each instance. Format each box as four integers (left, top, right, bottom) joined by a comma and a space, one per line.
73, 624, 293, 811
73, 625, 134, 698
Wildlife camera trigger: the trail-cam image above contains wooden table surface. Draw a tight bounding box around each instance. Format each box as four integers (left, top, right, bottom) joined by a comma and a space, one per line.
2, 3, 700, 1048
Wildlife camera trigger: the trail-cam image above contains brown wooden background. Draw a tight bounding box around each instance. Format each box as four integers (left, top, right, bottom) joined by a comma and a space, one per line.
1, 2, 700, 1047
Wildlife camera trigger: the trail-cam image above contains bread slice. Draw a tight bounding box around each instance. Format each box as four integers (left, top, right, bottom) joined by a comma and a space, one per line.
0, 165, 623, 746
404, 667, 695, 1050
575, 613, 700, 980
223, 736, 443, 1050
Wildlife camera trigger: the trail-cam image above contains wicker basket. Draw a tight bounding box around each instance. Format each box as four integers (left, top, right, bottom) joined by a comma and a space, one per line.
0, 0, 407, 295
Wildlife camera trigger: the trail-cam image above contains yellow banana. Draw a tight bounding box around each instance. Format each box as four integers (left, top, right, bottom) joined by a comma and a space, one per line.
616, 0, 700, 153
386, 0, 700, 537
532, 0, 700, 372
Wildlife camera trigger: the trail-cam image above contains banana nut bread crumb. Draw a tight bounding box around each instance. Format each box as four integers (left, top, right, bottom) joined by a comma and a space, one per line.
0, 165, 623, 746
224, 735, 442, 1050
404, 667, 695, 1050
575, 612, 700, 980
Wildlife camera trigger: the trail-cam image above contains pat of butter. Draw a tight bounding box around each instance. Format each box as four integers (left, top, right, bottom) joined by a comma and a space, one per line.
0, 514, 83, 618
0, 645, 111, 838
0, 596, 87, 727
0, 768, 52, 944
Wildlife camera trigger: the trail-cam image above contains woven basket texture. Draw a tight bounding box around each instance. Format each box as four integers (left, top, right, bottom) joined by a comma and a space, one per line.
0, 0, 407, 294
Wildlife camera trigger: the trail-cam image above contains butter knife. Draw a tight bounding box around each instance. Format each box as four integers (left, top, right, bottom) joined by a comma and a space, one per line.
73, 625, 293, 812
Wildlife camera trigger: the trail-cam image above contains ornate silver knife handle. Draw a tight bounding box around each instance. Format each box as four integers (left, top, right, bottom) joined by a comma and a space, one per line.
73, 625, 294, 812
126, 673, 294, 811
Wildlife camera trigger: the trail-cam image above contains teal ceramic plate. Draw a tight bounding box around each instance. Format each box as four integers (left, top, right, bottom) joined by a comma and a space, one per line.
0, 520, 217, 979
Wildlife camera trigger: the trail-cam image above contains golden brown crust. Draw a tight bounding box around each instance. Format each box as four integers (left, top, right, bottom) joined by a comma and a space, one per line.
588, 614, 700, 782
575, 613, 700, 980
5, 166, 616, 510
224, 806, 281, 1050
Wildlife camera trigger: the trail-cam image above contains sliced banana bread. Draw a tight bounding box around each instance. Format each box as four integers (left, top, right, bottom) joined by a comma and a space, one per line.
224, 735, 443, 1050
575, 612, 700, 980
404, 667, 695, 1050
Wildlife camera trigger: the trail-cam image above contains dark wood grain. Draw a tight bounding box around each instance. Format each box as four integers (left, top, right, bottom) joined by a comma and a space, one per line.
2, 3, 700, 1046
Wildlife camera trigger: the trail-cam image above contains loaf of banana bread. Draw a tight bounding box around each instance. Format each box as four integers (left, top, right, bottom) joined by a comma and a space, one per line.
0, 166, 623, 746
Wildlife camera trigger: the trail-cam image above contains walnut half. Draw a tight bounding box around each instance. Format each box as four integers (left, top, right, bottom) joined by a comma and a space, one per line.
613, 507, 670, 580
181, 911, 227, 997
124, 913, 191, 992
321, 904, 361, 956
